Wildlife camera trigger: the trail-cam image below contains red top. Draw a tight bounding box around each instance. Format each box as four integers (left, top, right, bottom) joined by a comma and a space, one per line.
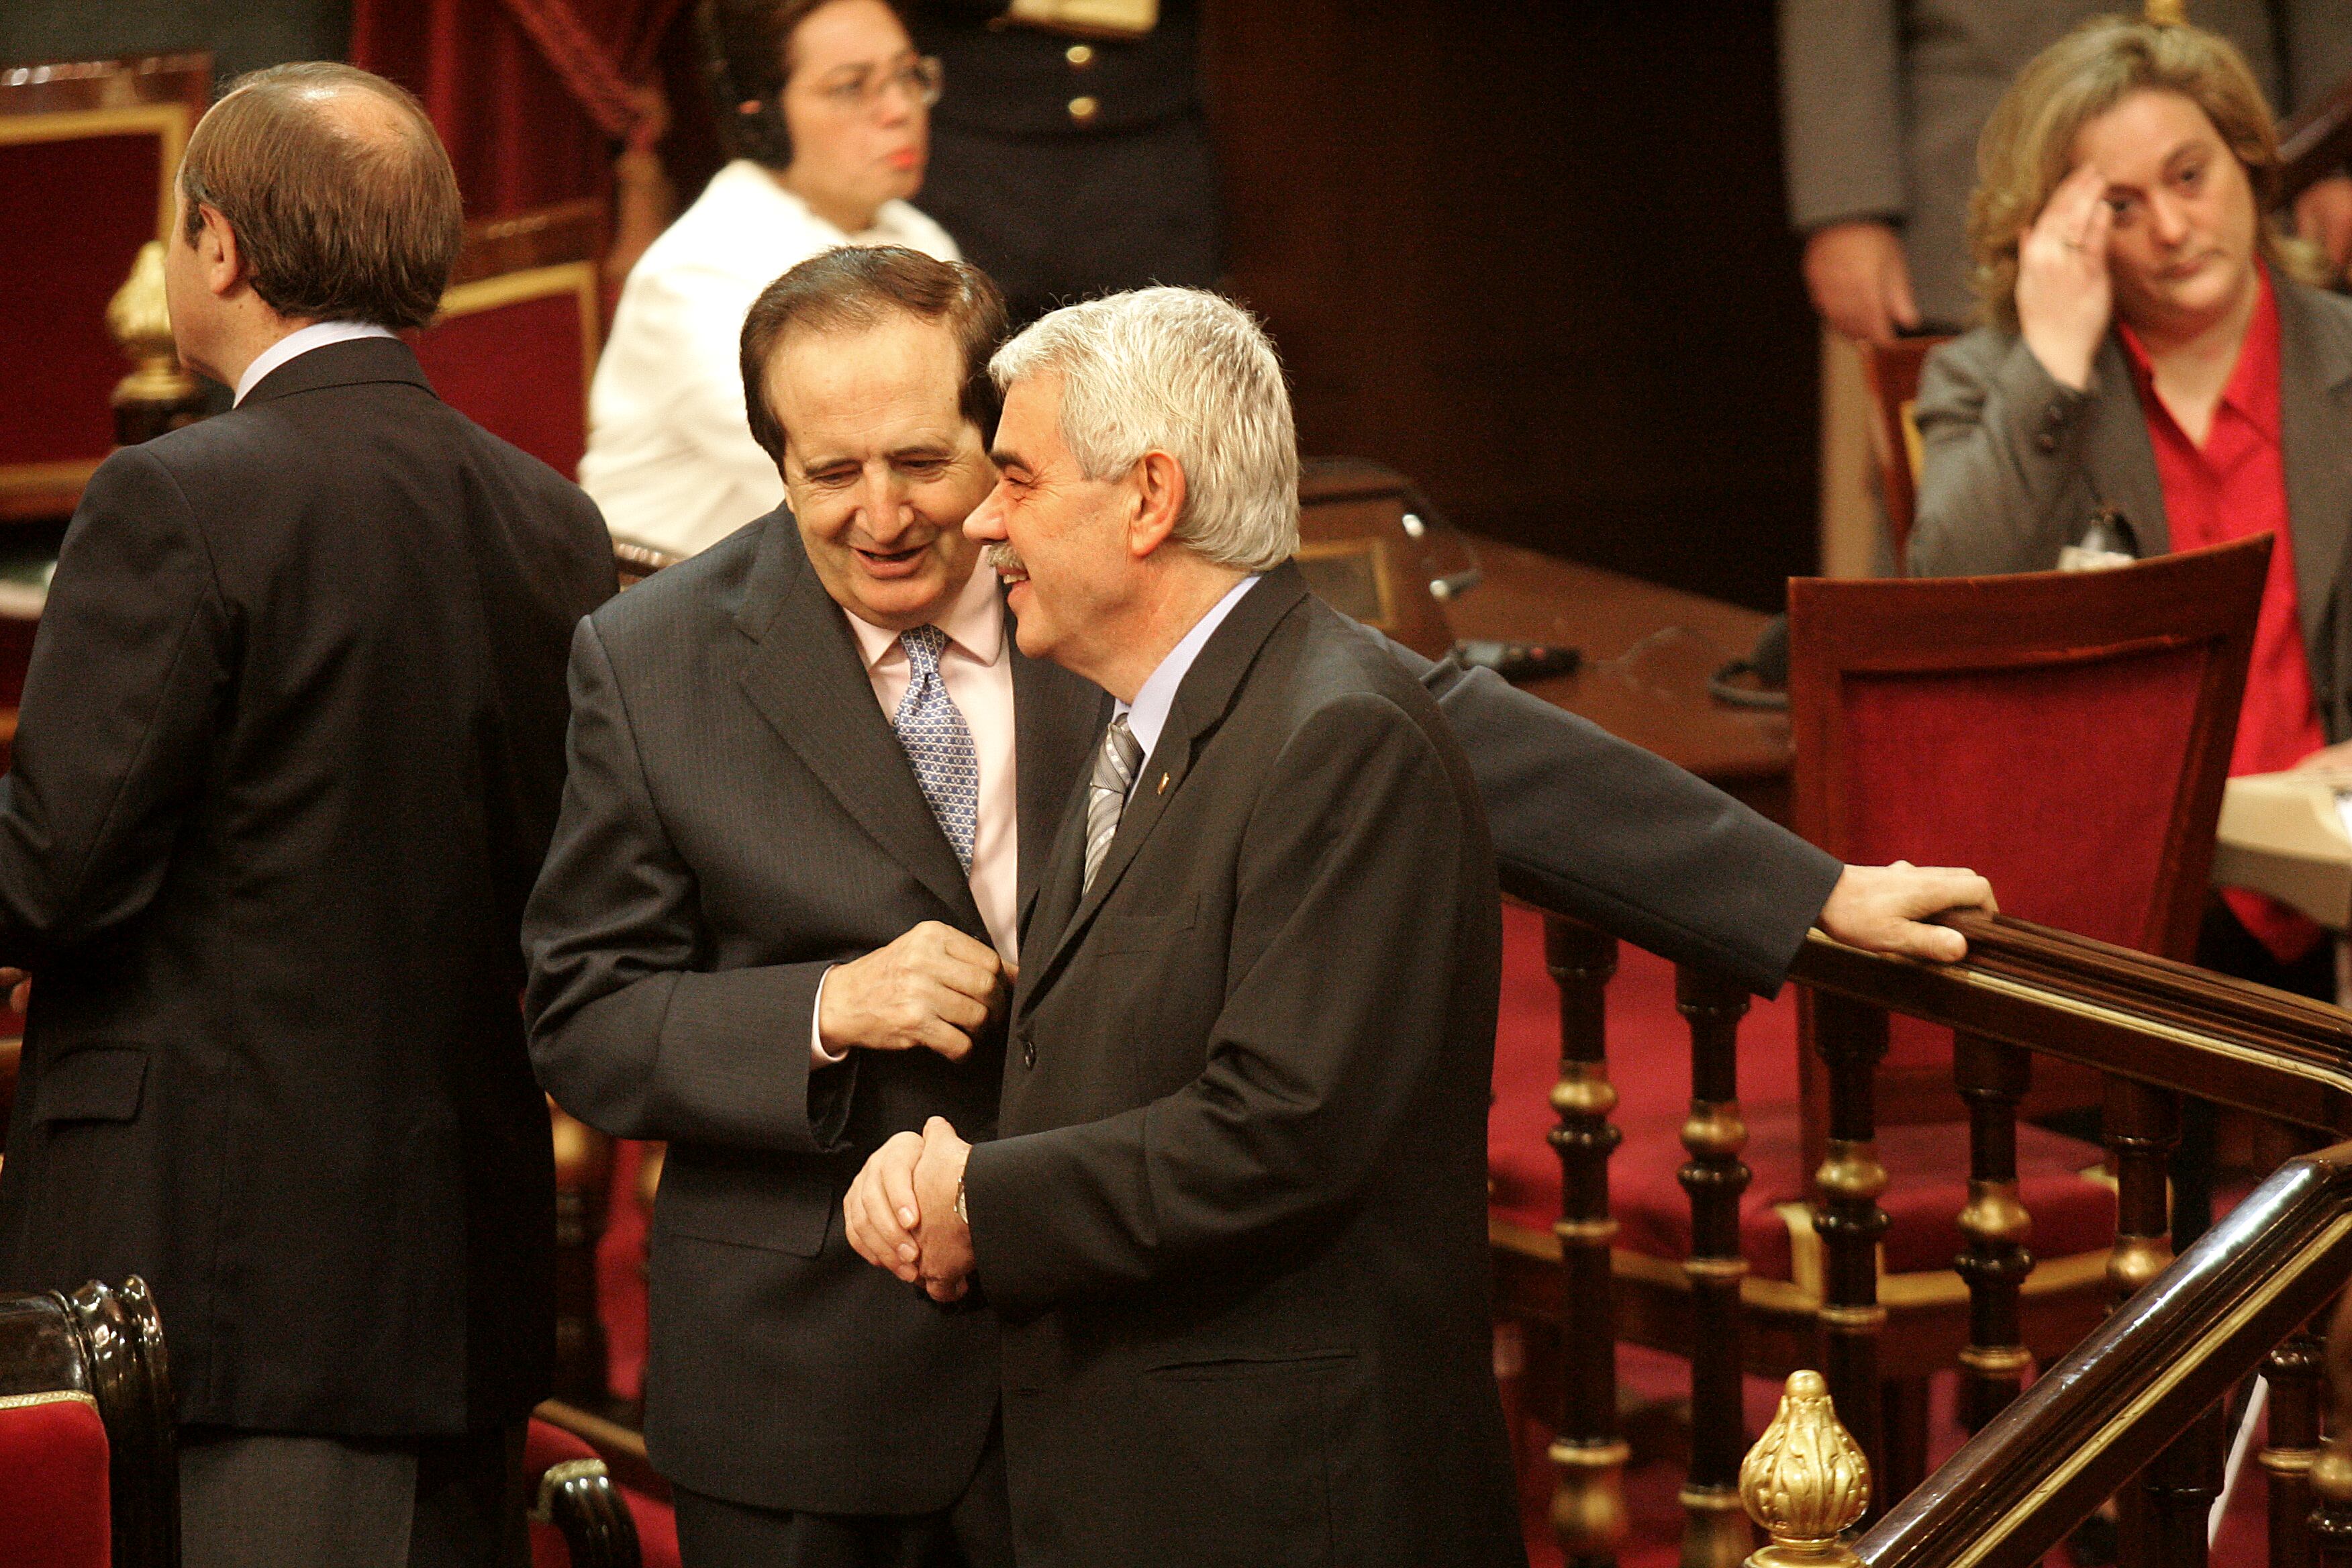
2120, 269, 2326, 963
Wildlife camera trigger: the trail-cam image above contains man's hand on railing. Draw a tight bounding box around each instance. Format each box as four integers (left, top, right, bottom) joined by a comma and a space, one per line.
1816, 861, 1997, 963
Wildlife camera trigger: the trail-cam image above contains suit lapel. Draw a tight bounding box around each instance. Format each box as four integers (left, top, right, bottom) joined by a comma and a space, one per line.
2088, 333, 2169, 556
1017, 565, 1312, 1020
734, 518, 983, 929
2276, 279, 2352, 663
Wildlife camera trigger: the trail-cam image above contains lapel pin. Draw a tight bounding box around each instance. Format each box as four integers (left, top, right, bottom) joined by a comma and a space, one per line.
1157, 772, 1170, 795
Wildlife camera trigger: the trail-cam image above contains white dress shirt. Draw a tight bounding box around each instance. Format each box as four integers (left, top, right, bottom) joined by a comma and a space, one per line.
581, 160, 960, 558
234, 320, 396, 405
812, 562, 1020, 1065
1116, 573, 1262, 785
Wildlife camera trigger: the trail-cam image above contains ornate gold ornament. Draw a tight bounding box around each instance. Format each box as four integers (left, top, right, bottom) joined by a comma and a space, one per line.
1739, 1371, 1869, 1567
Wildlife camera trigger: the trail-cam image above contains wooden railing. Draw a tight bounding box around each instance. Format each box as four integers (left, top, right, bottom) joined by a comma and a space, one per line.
1519, 905, 2352, 1567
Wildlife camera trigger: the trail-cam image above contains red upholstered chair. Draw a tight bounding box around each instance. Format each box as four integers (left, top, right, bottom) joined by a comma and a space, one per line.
1781, 536, 2267, 1487
0, 1277, 176, 1568
1489, 536, 2267, 1528
1859, 334, 1951, 565
527, 1415, 648, 1568
0, 53, 211, 520
408, 200, 605, 481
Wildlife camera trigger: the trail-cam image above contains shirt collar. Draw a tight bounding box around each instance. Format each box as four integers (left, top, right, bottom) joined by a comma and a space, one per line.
234, 320, 398, 406
2115, 264, 2282, 443
1118, 574, 1261, 763
842, 556, 1007, 671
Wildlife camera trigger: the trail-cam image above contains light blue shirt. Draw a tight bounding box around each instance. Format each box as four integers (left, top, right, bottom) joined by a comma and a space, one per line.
1116, 573, 1261, 795
234, 320, 397, 405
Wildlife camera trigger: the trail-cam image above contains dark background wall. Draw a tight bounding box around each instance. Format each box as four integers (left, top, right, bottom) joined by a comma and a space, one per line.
5, 0, 1821, 611
1207, 1, 1820, 610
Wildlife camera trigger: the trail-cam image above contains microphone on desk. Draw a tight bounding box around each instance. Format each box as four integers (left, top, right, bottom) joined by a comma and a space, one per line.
1708, 615, 1788, 711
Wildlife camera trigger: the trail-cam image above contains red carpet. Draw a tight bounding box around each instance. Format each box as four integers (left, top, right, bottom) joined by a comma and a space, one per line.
1489, 908, 2270, 1567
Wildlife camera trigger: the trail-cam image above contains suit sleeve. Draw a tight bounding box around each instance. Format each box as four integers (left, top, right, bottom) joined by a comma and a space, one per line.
1907, 332, 2103, 578
524, 615, 854, 1152
1380, 634, 1840, 994
0, 446, 228, 962
1777, 0, 1907, 232
965, 693, 1481, 1317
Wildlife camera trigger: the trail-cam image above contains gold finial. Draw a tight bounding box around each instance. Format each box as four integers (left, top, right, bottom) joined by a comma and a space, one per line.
105, 241, 199, 408
2144, 0, 2188, 24
1740, 1371, 1869, 1567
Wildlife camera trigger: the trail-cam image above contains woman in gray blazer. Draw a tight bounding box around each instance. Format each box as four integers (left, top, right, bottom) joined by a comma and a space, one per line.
1909, 17, 2352, 730
1908, 15, 2352, 997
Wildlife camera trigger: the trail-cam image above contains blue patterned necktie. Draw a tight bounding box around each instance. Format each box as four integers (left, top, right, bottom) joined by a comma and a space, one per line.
891, 626, 979, 873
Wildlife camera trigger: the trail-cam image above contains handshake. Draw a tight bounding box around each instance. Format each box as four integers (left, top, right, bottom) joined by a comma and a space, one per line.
844, 1115, 978, 1302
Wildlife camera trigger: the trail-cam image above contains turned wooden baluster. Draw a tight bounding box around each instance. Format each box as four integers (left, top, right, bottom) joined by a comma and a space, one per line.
1808, 990, 1892, 1520
1952, 1032, 2035, 1432
2309, 1289, 2352, 1567
2105, 1076, 2200, 1566
1547, 916, 1627, 1567
2267, 1328, 2324, 1568
1674, 964, 1755, 1568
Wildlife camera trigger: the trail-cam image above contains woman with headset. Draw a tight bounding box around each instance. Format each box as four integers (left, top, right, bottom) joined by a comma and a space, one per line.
582, 0, 957, 558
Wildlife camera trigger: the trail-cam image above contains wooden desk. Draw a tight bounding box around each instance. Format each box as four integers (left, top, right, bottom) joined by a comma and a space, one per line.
1444, 535, 1793, 822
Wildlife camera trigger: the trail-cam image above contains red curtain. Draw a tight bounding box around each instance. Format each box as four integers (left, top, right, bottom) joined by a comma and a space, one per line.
351, 0, 683, 220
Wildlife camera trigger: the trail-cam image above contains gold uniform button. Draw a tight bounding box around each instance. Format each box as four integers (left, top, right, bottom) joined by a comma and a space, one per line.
1065, 43, 1095, 67
1068, 94, 1100, 125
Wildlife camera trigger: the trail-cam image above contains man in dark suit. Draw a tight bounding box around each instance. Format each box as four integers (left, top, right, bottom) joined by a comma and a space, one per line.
846, 285, 1520, 1565
0, 64, 615, 1568
528, 246, 1989, 1567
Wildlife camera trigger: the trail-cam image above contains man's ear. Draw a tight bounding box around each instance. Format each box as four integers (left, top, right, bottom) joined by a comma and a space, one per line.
1124, 450, 1186, 559
194, 203, 247, 301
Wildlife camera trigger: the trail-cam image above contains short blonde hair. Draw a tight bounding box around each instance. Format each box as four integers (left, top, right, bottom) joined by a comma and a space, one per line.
990, 288, 1300, 573
1966, 15, 2326, 331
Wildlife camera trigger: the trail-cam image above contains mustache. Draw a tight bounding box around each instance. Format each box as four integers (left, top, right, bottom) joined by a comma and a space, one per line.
983, 542, 1027, 575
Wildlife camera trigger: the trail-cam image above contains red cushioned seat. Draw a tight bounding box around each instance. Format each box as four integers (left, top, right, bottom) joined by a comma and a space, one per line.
1486, 908, 2115, 1283
0, 1390, 111, 1568
528, 1414, 679, 1568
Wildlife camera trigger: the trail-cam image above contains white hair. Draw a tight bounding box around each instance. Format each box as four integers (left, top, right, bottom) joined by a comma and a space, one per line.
989, 287, 1300, 571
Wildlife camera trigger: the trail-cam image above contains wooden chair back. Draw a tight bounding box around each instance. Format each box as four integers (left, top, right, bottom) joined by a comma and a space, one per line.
409, 199, 605, 480
1859, 335, 1951, 566
1788, 537, 2268, 1148
0, 1278, 176, 1568
0, 53, 211, 521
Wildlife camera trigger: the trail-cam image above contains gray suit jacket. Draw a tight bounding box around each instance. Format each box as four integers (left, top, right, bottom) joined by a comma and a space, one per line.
1778, 0, 2352, 328
1906, 277, 2352, 737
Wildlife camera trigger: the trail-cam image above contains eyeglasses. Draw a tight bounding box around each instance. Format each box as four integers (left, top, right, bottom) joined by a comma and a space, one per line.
807, 56, 944, 113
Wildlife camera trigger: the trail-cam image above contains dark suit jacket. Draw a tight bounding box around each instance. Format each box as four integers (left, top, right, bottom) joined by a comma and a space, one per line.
909, 0, 1216, 320
524, 514, 1839, 1519
524, 515, 1101, 1514
1908, 277, 2352, 739
0, 338, 614, 1435
965, 565, 1522, 1567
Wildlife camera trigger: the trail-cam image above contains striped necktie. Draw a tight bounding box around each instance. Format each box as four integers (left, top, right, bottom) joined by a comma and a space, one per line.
891, 626, 979, 873
1083, 714, 1143, 893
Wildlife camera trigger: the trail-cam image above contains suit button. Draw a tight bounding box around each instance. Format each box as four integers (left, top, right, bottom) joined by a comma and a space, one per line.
2044, 401, 2069, 428
1066, 43, 1095, 67
1020, 1031, 1037, 1068
2036, 431, 2059, 453
1069, 95, 1100, 126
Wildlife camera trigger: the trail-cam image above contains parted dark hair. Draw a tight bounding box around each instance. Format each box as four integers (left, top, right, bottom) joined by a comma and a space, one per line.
740, 245, 1009, 463
178, 62, 462, 332
698, 0, 909, 167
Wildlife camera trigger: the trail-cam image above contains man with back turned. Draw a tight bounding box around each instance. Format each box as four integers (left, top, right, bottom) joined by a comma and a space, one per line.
0, 63, 614, 1568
